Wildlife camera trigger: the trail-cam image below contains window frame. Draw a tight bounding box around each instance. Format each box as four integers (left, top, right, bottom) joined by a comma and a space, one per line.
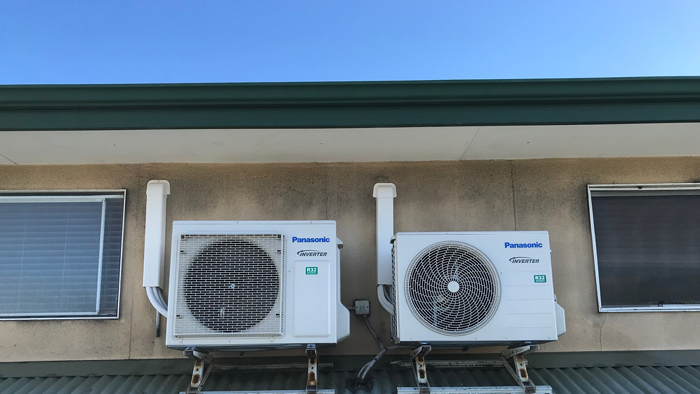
588, 183, 700, 313
0, 189, 127, 321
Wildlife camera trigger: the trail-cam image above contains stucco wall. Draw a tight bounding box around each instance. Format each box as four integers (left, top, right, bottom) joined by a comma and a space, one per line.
0, 158, 699, 362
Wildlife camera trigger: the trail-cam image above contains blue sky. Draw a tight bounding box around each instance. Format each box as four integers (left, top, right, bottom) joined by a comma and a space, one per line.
1, 1, 699, 84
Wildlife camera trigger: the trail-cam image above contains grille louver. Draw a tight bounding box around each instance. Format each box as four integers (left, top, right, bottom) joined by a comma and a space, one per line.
174, 234, 284, 339
405, 242, 500, 335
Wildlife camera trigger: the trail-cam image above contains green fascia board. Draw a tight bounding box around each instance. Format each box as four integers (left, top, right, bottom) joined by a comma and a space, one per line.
1, 77, 700, 131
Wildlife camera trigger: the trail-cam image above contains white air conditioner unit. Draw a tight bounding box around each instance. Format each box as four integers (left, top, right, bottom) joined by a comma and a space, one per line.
390, 231, 564, 346
165, 220, 350, 350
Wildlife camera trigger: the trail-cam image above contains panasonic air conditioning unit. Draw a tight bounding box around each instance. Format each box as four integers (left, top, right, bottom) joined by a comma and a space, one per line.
373, 183, 565, 348
390, 231, 564, 346
165, 220, 350, 350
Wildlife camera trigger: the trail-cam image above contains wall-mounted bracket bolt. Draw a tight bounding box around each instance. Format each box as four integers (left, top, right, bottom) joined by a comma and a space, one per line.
306, 344, 319, 394
500, 344, 539, 394
410, 344, 431, 394
184, 346, 214, 394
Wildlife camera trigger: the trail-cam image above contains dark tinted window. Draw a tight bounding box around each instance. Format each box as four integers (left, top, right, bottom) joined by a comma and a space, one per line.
590, 189, 700, 309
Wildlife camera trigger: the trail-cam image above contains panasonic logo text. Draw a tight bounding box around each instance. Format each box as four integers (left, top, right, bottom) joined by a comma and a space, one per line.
297, 250, 328, 257
509, 257, 540, 264
292, 236, 331, 243
505, 242, 543, 249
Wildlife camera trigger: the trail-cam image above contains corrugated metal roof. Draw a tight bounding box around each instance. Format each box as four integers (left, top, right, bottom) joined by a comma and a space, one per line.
1, 364, 700, 394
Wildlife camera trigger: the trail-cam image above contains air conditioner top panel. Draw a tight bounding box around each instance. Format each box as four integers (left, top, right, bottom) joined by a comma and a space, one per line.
395, 231, 549, 236
172, 221, 339, 239
173, 220, 336, 226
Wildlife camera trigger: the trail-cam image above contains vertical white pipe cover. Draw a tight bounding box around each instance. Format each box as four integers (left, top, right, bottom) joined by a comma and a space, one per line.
143, 180, 170, 288
373, 183, 396, 285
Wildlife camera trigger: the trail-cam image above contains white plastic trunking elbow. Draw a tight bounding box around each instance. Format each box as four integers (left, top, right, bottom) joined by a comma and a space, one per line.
373, 183, 397, 315
143, 180, 170, 317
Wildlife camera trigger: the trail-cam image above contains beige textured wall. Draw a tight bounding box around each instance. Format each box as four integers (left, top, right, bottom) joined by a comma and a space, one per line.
0, 158, 699, 362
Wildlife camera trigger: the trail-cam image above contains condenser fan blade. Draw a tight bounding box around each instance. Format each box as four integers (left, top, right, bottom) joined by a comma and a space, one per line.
406, 242, 500, 335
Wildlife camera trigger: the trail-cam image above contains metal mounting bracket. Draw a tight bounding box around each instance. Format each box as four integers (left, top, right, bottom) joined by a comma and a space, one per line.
410, 344, 432, 394
306, 344, 319, 394
184, 346, 215, 394
500, 345, 539, 394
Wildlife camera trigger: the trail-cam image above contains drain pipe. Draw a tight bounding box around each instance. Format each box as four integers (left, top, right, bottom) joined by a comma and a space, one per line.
373, 183, 397, 315
143, 180, 170, 317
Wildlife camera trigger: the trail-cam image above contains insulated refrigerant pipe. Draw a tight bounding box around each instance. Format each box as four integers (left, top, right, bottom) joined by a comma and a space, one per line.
373, 183, 397, 315
143, 180, 171, 317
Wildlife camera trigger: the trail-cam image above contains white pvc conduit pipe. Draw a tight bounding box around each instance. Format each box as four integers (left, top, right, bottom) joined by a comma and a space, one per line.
147, 287, 168, 316
143, 180, 170, 317
377, 285, 394, 316
373, 183, 397, 315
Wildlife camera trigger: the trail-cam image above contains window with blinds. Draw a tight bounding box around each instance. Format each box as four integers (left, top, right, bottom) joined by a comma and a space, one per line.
588, 184, 700, 312
0, 191, 125, 319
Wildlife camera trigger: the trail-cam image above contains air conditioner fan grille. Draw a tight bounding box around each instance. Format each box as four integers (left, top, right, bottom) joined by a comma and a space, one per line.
405, 242, 500, 335
174, 234, 284, 338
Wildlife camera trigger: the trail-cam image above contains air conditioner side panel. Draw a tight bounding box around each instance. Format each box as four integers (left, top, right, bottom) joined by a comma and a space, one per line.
393, 231, 558, 346
293, 260, 331, 337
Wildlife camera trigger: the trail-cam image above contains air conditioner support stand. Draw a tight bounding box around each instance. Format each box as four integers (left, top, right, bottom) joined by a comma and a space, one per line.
500, 345, 539, 394
410, 344, 432, 394
184, 346, 214, 394
306, 344, 319, 394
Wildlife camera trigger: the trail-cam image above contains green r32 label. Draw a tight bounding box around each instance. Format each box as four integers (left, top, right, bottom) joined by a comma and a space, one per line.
534, 275, 546, 283
306, 267, 318, 275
